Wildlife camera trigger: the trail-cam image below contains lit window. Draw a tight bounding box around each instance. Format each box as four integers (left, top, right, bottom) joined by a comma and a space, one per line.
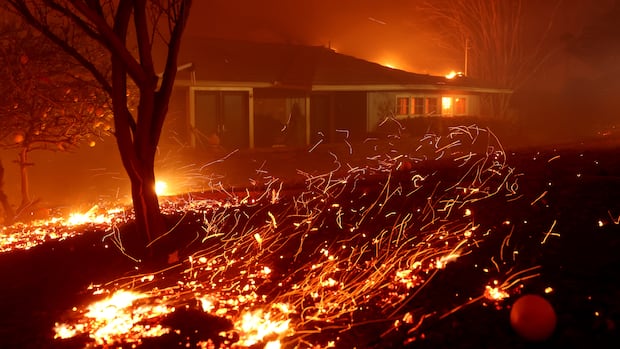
441, 97, 453, 116
396, 97, 409, 115
454, 97, 467, 115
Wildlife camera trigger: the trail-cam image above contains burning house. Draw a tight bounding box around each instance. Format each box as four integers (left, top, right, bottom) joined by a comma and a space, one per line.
165, 38, 511, 151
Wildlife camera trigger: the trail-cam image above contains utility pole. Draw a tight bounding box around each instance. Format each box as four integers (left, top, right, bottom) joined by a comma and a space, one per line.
464, 37, 469, 76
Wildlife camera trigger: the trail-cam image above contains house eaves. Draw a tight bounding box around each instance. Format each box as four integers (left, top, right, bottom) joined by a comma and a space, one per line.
176, 80, 273, 89
311, 84, 512, 94
175, 79, 511, 94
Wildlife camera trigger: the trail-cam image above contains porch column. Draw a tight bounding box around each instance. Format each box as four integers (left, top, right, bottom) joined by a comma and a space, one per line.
249, 89, 255, 149
188, 86, 196, 147
305, 95, 311, 146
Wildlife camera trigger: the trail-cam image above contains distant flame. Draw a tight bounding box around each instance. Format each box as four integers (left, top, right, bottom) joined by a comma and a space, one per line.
445, 71, 464, 79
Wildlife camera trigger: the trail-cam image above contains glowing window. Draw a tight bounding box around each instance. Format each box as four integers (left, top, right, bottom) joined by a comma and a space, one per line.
441, 97, 453, 116
396, 97, 409, 115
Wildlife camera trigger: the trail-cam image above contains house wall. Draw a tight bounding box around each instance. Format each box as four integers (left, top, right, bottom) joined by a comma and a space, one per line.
160, 86, 191, 148
174, 85, 487, 152
367, 92, 394, 132
331, 92, 367, 141
310, 92, 367, 143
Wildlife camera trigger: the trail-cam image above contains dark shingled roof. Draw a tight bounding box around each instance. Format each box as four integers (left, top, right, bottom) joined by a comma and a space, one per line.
176, 38, 503, 91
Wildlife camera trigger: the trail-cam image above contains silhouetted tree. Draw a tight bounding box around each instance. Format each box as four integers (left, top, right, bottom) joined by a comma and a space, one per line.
570, 1, 620, 68
0, 18, 112, 217
564, 1, 620, 134
0, 160, 14, 225
419, 0, 566, 118
3, 1, 193, 255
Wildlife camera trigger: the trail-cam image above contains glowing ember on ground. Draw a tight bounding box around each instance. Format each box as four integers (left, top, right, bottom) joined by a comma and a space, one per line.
54, 289, 172, 345
233, 308, 291, 347
484, 283, 510, 301
0, 205, 128, 253
66, 205, 116, 226
49, 126, 542, 348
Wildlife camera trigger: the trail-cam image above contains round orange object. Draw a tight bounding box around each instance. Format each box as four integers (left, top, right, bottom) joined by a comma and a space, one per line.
510, 294, 557, 341
13, 132, 24, 144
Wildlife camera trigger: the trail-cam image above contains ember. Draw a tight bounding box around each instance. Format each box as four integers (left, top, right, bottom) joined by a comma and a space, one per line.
0, 205, 127, 253
47, 126, 536, 348
54, 289, 173, 345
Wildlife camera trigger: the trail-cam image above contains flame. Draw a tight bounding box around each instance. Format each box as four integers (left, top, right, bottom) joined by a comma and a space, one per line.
0, 205, 125, 253
155, 180, 168, 196
54, 289, 173, 345
86, 290, 144, 318
234, 308, 291, 347
441, 96, 453, 114
483, 284, 510, 301
66, 205, 111, 226
42, 125, 530, 348
445, 71, 464, 79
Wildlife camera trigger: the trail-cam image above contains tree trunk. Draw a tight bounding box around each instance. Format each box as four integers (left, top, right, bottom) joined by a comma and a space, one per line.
113, 125, 168, 259
0, 160, 15, 225
127, 159, 167, 254
107, 4, 167, 258
18, 147, 31, 210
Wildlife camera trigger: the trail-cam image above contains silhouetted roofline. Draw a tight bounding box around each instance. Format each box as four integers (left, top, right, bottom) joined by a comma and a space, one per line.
175, 37, 511, 93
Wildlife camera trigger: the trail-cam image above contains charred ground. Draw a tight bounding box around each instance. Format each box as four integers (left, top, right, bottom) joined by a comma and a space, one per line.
1, 138, 620, 349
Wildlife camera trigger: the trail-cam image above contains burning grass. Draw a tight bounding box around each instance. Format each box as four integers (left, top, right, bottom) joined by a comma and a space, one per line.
5, 125, 611, 348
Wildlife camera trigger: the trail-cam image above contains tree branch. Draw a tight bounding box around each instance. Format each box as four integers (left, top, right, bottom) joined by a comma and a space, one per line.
64, 0, 149, 87
154, 0, 192, 126
4, 0, 113, 94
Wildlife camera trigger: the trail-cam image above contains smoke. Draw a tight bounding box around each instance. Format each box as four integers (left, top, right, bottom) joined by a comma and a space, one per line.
187, 0, 460, 74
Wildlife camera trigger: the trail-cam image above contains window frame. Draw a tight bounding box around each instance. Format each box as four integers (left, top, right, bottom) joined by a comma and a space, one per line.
394, 94, 468, 117
395, 96, 410, 116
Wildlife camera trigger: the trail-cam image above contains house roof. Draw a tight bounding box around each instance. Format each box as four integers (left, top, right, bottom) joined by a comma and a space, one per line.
176, 38, 509, 93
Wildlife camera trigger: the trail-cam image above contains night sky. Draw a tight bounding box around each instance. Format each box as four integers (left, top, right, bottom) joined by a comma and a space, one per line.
185, 0, 616, 75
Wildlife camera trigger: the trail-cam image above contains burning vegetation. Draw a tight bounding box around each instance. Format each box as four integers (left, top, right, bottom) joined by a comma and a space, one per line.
0, 125, 560, 348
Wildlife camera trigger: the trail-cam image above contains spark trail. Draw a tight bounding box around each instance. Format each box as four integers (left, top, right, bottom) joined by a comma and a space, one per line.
3, 126, 542, 348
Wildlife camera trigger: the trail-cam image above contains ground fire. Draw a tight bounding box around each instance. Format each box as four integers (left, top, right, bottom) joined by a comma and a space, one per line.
0, 125, 564, 348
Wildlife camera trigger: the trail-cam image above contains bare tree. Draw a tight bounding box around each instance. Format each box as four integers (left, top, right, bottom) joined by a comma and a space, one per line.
3, 1, 192, 253
419, 0, 565, 118
0, 18, 112, 217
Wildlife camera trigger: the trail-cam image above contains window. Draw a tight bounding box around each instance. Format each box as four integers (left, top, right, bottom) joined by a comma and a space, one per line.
396, 97, 409, 115
395, 95, 465, 117
413, 97, 424, 115
454, 97, 467, 115
441, 97, 453, 116
426, 98, 438, 115
194, 90, 249, 148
